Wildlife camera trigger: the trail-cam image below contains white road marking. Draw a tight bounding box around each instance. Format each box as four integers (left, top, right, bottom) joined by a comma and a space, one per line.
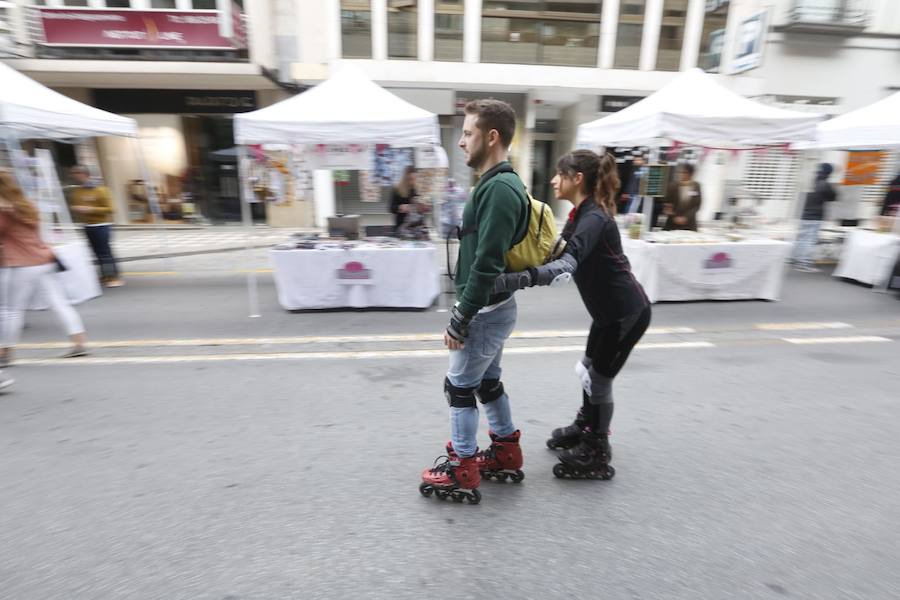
11, 340, 717, 366
782, 336, 891, 345
757, 322, 853, 331
17, 327, 696, 350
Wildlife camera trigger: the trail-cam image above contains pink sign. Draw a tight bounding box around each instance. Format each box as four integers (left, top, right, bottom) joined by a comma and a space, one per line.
36, 8, 246, 49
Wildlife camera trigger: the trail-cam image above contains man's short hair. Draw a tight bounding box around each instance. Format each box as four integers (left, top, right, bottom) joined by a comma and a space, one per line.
464, 99, 516, 147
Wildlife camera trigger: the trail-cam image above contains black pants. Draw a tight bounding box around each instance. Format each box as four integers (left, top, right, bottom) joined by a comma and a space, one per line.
84, 225, 119, 280
586, 306, 652, 378
581, 305, 652, 433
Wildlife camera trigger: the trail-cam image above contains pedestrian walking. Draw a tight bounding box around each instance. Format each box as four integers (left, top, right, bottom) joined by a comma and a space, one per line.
493, 150, 651, 480
68, 165, 124, 288
663, 163, 702, 231
792, 163, 837, 272
419, 99, 529, 504
0, 171, 88, 366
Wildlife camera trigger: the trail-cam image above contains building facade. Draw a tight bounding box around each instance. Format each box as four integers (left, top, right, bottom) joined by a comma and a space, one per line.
1, 0, 898, 225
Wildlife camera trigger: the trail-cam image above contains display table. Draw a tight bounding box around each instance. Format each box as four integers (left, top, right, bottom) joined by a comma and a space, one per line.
28, 240, 102, 310
270, 244, 440, 310
623, 237, 791, 302
832, 229, 900, 286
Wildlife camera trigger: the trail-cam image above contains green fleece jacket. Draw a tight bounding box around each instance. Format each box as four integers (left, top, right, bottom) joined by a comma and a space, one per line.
455, 161, 528, 318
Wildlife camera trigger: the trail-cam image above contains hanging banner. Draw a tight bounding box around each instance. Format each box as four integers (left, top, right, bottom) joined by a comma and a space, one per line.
843, 151, 884, 186
731, 9, 768, 74
415, 145, 449, 170
307, 143, 370, 170
372, 143, 393, 186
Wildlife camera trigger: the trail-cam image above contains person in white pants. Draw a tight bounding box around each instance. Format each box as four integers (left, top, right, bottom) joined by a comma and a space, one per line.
0, 171, 88, 367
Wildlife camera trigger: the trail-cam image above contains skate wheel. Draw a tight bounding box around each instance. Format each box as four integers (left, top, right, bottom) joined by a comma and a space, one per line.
552, 463, 567, 479
546, 439, 561, 450
466, 489, 481, 505
418, 483, 433, 497
451, 492, 464, 503
435, 490, 449, 501
510, 470, 525, 483
496, 472, 509, 483
602, 465, 616, 480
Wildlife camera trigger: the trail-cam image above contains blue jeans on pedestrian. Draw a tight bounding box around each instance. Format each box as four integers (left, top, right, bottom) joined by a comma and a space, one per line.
447, 296, 518, 457
84, 225, 119, 279
792, 220, 822, 269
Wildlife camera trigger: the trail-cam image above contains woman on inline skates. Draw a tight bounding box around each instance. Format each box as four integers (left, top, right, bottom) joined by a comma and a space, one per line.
493, 149, 651, 480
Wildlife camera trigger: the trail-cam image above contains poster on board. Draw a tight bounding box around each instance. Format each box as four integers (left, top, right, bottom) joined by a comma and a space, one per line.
731, 10, 768, 74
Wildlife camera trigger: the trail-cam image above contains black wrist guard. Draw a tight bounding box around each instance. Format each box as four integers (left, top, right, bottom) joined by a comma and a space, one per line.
446, 305, 471, 342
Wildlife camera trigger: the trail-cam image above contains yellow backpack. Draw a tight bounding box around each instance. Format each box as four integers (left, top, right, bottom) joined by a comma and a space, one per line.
505, 194, 559, 272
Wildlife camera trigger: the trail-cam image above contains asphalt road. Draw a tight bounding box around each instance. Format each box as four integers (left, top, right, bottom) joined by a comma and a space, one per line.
2, 264, 899, 599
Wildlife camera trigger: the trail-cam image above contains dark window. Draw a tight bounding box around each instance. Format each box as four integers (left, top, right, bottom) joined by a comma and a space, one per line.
341, 1, 373, 59
481, 1, 601, 66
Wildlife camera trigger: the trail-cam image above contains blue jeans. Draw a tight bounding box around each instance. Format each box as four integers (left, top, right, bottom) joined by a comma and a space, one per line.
84, 225, 119, 279
447, 297, 517, 457
792, 220, 822, 269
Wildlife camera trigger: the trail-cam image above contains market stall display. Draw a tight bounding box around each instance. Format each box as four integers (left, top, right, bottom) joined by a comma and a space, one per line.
832, 229, 900, 287
270, 236, 439, 310
623, 230, 791, 302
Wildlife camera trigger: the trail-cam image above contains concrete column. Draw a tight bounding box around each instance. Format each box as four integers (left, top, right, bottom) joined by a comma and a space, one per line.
599, 0, 620, 69
679, 0, 705, 70
325, 0, 342, 61
639, 0, 664, 71
418, 0, 435, 61
516, 91, 537, 193
463, 0, 482, 64
372, 0, 388, 60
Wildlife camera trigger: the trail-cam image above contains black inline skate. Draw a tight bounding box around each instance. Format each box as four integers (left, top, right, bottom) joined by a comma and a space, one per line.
545, 408, 589, 450
552, 430, 615, 480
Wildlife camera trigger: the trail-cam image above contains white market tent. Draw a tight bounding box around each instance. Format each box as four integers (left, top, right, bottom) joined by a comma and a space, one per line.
576, 68, 823, 148
0, 62, 137, 139
798, 90, 900, 150
233, 67, 443, 317
235, 66, 440, 146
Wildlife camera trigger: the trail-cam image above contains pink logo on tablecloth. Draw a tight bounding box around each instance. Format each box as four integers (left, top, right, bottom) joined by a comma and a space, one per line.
337, 261, 371, 280
704, 252, 733, 269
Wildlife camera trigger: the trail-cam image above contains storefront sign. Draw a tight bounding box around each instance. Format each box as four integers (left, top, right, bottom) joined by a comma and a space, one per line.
35, 7, 246, 49
93, 89, 257, 114
599, 95, 644, 113
844, 151, 884, 186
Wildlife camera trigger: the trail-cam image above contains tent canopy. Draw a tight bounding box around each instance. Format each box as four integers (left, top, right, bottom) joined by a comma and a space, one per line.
576, 68, 823, 148
799, 91, 900, 150
234, 67, 440, 147
0, 63, 138, 139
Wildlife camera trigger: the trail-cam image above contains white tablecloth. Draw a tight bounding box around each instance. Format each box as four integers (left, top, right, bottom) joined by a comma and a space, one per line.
832, 229, 900, 287
623, 238, 792, 302
270, 246, 441, 310
29, 241, 102, 310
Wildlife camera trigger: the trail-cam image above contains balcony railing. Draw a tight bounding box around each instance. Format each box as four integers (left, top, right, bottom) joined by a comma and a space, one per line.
781, 0, 869, 34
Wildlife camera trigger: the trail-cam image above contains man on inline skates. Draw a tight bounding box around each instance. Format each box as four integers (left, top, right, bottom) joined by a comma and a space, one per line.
419, 99, 528, 505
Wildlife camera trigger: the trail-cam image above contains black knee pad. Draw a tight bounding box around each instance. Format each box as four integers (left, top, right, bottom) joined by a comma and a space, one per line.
445, 377, 478, 408
476, 379, 505, 404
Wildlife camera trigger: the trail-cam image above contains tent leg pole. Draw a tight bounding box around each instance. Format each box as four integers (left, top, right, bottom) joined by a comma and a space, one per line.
131, 137, 174, 273
238, 145, 261, 318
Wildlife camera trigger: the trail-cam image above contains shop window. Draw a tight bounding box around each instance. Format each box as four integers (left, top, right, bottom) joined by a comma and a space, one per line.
656, 0, 688, 71
614, 0, 644, 69
341, 0, 373, 59
105, 0, 132, 7
435, 0, 463, 61
63, 0, 89, 6
193, 0, 217, 8
150, 0, 177, 8
388, 0, 417, 60
699, 0, 729, 72
482, 1, 601, 66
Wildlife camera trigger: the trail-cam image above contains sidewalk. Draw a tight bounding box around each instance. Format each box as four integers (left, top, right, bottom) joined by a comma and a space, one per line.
109, 225, 308, 261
